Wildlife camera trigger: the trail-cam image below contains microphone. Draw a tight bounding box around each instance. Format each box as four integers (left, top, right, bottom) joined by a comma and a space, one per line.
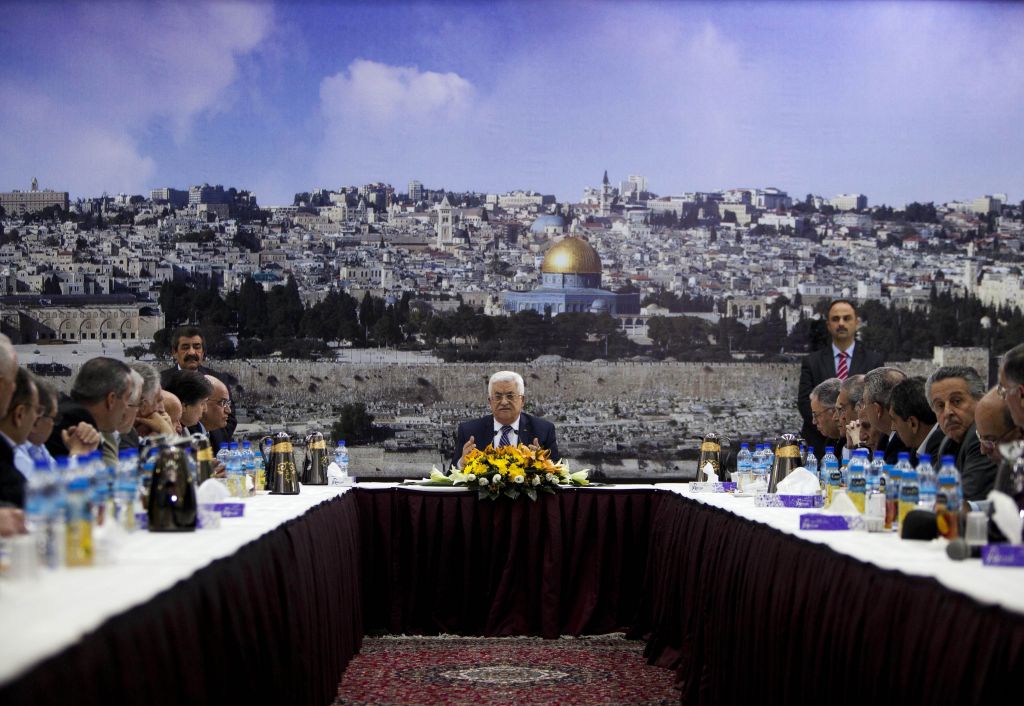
946, 539, 983, 560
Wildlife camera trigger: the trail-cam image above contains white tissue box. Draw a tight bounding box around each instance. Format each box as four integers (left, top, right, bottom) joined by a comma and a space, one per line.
754, 493, 823, 508
689, 481, 737, 493
799, 513, 866, 531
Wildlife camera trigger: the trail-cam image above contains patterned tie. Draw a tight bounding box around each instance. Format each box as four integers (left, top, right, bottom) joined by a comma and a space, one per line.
836, 351, 849, 381
498, 425, 513, 448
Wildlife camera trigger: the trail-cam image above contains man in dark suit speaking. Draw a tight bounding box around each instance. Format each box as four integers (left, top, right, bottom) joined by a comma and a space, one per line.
798, 299, 885, 456
452, 371, 559, 469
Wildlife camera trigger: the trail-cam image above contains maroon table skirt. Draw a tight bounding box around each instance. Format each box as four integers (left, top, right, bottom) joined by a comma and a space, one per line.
356, 486, 662, 637
635, 492, 1024, 706
0, 491, 363, 706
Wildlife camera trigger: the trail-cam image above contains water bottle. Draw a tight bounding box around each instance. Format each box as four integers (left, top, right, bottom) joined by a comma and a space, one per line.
65, 458, 94, 567
804, 449, 818, 479
226, 442, 245, 498
250, 441, 266, 492
897, 453, 920, 531
25, 458, 52, 570
115, 449, 139, 532
935, 455, 962, 539
240, 440, 256, 496
215, 442, 233, 481
864, 451, 886, 521
822, 446, 841, 506
847, 448, 868, 513
328, 440, 351, 486
763, 442, 775, 473
884, 465, 900, 531
736, 443, 753, 492
914, 453, 936, 510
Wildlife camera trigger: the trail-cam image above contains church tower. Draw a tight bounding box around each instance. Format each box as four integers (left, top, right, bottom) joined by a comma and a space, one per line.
435, 193, 454, 248
599, 170, 613, 217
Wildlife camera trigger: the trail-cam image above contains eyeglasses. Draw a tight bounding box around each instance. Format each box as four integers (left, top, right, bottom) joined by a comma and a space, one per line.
490, 392, 522, 403
977, 426, 1021, 449
811, 409, 831, 421
997, 382, 1021, 400
211, 398, 231, 409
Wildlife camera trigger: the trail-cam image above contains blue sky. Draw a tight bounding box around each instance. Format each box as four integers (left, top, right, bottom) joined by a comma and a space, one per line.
1, 1, 1021, 207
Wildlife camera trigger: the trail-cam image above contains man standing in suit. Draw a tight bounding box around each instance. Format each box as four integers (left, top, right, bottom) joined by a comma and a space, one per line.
452, 371, 558, 469
160, 327, 236, 448
798, 299, 886, 456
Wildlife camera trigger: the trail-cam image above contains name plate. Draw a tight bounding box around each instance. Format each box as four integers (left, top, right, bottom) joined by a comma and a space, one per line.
755, 494, 824, 508
799, 514, 865, 531
981, 544, 1024, 567
213, 501, 245, 518
689, 482, 737, 493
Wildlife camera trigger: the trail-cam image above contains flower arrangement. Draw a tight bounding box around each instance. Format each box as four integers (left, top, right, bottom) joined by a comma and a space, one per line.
431, 443, 589, 501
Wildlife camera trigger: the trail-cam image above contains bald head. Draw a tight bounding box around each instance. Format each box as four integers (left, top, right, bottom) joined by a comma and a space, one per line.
975, 387, 1022, 464
200, 375, 230, 432
160, 390, 183, 435
0, 334, 18, 418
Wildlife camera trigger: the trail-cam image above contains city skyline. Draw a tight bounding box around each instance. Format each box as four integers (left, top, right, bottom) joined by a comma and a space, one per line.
1, 1, 1022, 207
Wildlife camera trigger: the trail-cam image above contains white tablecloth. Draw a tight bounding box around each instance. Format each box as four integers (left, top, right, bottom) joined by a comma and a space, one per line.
0, 485, 352, 687
655, 483, 1024, 616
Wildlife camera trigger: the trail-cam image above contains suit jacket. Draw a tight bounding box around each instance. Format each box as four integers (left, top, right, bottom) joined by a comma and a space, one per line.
452, 412, 558, 468
0, 438, 25, 509
161, 364, 237, 442
798, 343, 886, 454
956, 421, 998, 502
921, 424, 945, 463
882, 431, 911, 466
46, 399, 99, 459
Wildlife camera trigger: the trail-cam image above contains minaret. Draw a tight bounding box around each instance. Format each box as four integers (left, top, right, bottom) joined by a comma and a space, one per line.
599, 170, 612, 217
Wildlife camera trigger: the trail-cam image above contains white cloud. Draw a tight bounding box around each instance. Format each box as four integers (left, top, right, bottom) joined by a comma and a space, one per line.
0, 1, 274, 197
320, 59, 475, 126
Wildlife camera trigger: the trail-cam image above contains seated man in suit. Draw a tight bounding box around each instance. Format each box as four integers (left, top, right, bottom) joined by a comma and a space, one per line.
861, 366, 909, 463
888, 376, 943, 466
974, 387, 1022, 466
927, 365, 997, 502
452, 370, 558, 469
809, 378, 844, 458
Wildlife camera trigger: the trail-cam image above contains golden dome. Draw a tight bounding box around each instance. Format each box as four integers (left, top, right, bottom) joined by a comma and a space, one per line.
541, 237, 602, 274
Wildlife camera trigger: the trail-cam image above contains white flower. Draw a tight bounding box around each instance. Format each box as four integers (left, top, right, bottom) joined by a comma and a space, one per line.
492, 473, 502, 483
514, 475, 524, 484
479, 477, 489, 487
531, 475, 541, 486
546, 473, 555, 483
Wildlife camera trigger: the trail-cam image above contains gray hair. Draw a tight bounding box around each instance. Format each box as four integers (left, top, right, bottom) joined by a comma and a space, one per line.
130, 361, 160, 400
925, 365, 986, 402
811, 378, 842, 407
841, 374, 867, 406
488, 370, 525, 396
1002, 342, 1024, 386
70, 357, 132, 405
128, 369, 144, 405
863, 366, 907, 409
35, 378, 59, 414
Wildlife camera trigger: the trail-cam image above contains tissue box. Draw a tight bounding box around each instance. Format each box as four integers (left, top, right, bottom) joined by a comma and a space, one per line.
981, 544, 1024, 567
689, 482, 737, 493
799, 514, 865, 531
213, 501, 245, 518
755, 493, 824, 508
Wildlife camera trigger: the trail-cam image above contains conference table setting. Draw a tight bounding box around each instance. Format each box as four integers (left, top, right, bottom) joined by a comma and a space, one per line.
1, 475, 1022, 706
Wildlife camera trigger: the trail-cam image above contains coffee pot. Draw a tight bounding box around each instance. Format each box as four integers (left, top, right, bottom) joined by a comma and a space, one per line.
696, 432, 725, 482
302, 431, 329, 485
147, 441, 198, 531
261, 432, 300, 495
768, 433, 803, 494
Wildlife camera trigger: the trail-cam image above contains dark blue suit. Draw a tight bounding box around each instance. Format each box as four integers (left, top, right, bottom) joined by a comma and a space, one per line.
452, 412, 559, 468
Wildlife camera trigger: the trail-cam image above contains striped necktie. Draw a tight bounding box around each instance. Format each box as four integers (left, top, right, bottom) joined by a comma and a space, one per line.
836, 351, 849, 381
498, 425, 513, 448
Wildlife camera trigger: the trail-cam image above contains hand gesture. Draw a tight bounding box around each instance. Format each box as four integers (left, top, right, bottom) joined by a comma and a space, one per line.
458, 435, 477, 468
63, 422, 101, 456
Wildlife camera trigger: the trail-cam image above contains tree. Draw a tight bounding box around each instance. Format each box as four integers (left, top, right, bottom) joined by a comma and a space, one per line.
330, 402, 375, 445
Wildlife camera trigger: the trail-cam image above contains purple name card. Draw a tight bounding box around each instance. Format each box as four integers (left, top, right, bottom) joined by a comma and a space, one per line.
755, 494, 824, 508
800, 514, 865, 531
135, 512, 148, 530
689, 482, 737, 493
981, 544, 1024, 567
214, 501, 245, 518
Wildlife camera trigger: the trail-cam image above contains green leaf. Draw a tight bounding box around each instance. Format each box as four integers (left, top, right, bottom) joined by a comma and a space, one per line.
525, 487, 537, 502
505, 488, 520, 500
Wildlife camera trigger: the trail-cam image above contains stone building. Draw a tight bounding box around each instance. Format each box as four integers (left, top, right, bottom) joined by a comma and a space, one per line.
0, 294, 163, 343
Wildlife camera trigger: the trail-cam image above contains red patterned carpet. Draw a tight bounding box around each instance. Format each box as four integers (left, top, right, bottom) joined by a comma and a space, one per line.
334, 633, 678, 706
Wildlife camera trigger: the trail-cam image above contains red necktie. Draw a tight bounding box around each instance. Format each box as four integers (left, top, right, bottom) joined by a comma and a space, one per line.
836, 351, 849, 381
